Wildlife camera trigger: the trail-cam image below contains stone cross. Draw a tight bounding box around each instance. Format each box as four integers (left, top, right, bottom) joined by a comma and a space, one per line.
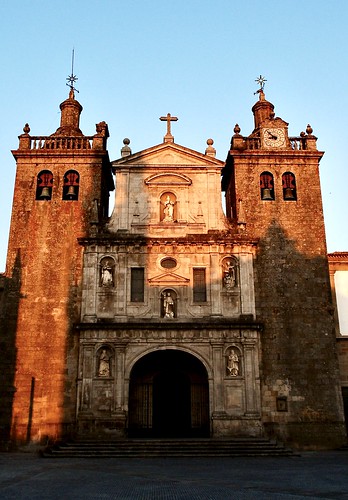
160, 113, 178, 143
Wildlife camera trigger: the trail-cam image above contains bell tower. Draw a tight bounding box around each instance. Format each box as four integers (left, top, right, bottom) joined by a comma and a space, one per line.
222, 79, 346, 448
6, 85, 114, 443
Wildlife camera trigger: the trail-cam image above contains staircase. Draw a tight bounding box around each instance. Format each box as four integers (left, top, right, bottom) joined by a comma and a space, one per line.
41, 438, 294, 458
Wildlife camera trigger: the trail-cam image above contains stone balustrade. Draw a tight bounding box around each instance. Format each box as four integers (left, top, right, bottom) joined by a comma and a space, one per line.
231, 135, 317, 151
26, 136, 93, 150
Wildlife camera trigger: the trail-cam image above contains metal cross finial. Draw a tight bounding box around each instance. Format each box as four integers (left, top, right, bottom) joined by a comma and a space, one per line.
66, 49, 79, 93
255, 75, 267, 92
160, 113, 178, 142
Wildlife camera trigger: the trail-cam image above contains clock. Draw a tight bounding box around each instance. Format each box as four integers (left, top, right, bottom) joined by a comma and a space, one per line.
263, 128, 286, 148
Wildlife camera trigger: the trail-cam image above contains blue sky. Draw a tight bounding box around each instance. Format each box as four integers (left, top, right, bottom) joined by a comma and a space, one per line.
1, 0, 348, 270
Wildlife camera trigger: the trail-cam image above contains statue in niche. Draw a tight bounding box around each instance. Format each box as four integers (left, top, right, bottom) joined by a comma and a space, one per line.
163, 195, 174, 222
223, 259, 236, 289
163, 291, 175, 318
100, 259, 114, 287
98, 349, 110, 377
227, 348, 239, 377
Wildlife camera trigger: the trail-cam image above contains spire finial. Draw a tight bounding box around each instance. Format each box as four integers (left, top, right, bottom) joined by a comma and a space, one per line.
66, 48, 79, 95
254, 75, 267, 98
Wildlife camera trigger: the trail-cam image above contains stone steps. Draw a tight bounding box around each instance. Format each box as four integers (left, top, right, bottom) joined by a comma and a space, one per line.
41, 438, 294, 458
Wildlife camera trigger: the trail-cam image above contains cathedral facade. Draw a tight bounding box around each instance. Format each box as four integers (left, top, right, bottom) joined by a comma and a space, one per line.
1, 84, 346, 449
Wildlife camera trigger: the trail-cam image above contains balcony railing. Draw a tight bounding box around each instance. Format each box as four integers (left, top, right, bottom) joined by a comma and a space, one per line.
232, 135, 316, 151
289, 137, 307, 150
29, 136, 93, 150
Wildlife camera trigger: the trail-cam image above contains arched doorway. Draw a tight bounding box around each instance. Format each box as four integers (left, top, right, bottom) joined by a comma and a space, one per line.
128, 350, 209, 438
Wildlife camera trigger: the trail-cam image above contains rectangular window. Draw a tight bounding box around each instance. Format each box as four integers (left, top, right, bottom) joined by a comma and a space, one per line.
131, 268, 144, 302
193, 268, 207, 302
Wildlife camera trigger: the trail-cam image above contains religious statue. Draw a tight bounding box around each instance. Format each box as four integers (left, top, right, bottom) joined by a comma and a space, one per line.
163, 195, 174, 222
223, 260, 236, 289
101, 260, 114, 287
98, 349, 110, 377
227, 348, 239, 377
163, 291, 175, 318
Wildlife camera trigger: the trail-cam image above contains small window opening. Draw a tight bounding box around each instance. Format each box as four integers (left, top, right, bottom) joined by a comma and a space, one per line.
193, 268, 207, 302
282, 172, 297, 201
63, 170, 80, 200
260, 171, 275, 200
131, 268, 145, 302
36, 170, 53, 200
161, 257, 177, 269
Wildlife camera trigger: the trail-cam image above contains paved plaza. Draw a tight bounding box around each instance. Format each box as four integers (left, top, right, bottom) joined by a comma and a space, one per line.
0, 450, 348, 499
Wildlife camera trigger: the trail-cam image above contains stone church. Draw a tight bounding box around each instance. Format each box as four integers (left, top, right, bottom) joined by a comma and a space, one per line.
1, 81, 346, 449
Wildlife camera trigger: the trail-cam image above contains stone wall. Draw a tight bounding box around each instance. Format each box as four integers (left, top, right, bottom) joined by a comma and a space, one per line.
224, 139, 346, 447
6, 140, 112, 444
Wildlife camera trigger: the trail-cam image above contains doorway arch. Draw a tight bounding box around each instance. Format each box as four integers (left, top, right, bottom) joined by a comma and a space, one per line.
128, 350, 209, 438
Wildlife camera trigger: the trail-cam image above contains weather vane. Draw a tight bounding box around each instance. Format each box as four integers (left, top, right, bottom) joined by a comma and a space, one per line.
254, 75, 267, 94
66, 49, 79, 93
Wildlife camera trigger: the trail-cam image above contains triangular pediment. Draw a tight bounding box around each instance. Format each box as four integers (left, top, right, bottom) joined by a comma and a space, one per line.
148, 271, 190, 285
112, 142, 224, 168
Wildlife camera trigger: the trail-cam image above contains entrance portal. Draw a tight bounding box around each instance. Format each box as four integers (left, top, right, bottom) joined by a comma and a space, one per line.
128, 350, 209, 438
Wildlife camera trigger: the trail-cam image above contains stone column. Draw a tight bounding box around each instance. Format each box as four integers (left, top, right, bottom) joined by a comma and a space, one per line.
239, 249, 256, 318
112, 344, 127, 436
81, 250, 98, 322
116, 247, 127, 318
115, 169, 129, 230
211, 342, 225, 413
243, 332, 260, 416
210, 250, 222, 315
207, 171, 218, 229
78, 344, 94, 422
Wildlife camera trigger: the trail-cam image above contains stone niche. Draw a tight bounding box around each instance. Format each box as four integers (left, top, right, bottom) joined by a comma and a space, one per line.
97, 257, 116, 319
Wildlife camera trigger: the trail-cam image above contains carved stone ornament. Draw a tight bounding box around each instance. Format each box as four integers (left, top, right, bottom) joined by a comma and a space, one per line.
227, 348, 240, 377
98, 348, 111, 377
100, 258, 115, 287
163, 195, 174, 222
222, 258, 237, 290
162, 290, 176, 318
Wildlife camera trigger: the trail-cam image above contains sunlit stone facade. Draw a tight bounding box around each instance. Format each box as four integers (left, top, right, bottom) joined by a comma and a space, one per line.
1, 88, 346, 449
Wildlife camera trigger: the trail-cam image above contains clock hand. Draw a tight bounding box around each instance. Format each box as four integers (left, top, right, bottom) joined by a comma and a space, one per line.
267, 131, 277, 140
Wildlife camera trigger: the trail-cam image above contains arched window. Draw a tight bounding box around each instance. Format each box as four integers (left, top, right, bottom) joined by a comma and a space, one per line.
62, 170, 80, 200
260, 171, 275, 200
282, 172, 297, 201
36, 170, 53, 200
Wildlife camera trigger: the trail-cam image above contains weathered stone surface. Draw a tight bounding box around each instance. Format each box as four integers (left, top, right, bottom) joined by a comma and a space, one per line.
2, 89, 346, 449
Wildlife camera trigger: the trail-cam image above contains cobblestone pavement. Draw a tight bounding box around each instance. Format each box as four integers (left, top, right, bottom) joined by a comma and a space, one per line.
0, 451, 348, 499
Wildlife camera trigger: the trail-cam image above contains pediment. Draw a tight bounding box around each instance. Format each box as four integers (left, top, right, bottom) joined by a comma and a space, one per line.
112, 142, 224, 168
148, 272, 190, 285
145, 172, 192, 186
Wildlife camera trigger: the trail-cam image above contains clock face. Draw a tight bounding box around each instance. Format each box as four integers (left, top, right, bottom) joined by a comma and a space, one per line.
263, 128, 286, 148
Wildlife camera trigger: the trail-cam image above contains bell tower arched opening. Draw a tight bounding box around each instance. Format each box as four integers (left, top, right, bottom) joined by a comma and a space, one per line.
128, 350, 209, 438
